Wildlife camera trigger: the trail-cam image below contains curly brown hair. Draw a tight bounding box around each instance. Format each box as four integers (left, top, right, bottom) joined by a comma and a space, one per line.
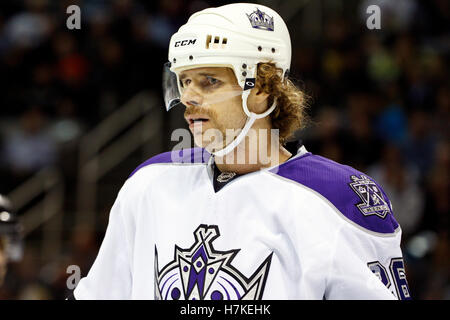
256, 62, 309, 144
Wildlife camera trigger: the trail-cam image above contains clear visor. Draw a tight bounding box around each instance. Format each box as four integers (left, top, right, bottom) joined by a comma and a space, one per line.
162, 62, 244, 111
163, 62, 183, 111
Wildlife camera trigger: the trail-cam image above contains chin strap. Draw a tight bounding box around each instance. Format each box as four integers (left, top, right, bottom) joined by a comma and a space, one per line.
211, 86, 277, 157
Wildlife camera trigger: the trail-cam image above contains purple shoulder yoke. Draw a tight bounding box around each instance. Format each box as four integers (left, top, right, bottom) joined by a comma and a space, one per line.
272, 153, 399, 234
129, 148, 210, 178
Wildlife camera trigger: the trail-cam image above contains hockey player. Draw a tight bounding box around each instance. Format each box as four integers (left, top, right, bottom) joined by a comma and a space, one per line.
73, 3, 411, 300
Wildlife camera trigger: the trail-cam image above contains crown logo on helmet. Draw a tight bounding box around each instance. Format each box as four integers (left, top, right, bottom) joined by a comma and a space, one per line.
246, 8, 274, 31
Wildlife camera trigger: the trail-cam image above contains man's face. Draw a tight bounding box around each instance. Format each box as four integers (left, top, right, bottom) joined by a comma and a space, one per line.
180, 67, 247, 151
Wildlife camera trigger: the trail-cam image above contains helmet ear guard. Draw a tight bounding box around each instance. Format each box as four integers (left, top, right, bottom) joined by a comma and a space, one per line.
164, 3, 291, 156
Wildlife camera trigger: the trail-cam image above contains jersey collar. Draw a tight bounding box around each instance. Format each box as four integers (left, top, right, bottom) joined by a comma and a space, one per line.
206, 143, 308, 193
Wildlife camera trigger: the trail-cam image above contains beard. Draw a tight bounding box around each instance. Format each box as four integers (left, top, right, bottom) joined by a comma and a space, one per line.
184, 102, 248, 153
184, 106, 238, 151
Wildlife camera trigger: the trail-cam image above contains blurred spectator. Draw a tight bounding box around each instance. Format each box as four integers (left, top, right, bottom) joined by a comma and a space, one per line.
423, 230, 450, 299
3, 107, 57, 175
403, 110, 438, 179
1, 0, 52, 51
434, 85, 450, 140
38, 224, 99, 299
368, 144, 424, 239
375, 99, 408, 146
146, 0, 185, 49
306, 106, 345, 163
16, 283, 53, 299
424, 140, 449, 232
341, 91, 383, 170
52, 31, 89, 88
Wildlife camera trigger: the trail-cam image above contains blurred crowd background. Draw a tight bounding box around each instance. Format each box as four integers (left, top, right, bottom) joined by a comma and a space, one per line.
0, 0, 448, 299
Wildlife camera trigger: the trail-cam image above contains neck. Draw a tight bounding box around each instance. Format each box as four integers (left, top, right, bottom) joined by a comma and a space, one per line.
214, 122, 292, 174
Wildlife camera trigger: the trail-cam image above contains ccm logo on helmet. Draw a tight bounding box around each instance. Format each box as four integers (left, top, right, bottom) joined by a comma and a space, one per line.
174, 39, 197, 47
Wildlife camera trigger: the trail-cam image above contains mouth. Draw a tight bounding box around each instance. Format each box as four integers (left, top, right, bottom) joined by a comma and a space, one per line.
186, 115, 210, 127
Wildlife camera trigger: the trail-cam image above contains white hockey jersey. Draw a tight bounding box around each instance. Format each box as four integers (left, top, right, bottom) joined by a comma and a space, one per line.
73, 146, 411, 300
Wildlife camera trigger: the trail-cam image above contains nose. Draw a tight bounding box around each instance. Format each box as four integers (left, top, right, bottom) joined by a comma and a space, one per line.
180, 86, 203, 107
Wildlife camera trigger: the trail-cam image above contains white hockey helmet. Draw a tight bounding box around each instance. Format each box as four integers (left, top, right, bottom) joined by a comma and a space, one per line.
163, 3, 292, 156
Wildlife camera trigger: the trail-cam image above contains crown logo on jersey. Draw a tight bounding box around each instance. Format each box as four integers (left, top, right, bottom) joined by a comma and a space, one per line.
349, 175, 391, 219
246, 8, 274, 31
155, 224, 272, 300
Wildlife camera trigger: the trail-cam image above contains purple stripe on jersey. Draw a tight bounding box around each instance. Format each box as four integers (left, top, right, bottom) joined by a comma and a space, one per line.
220, 276, 241, 300
272, 153, 399, 234
161, 272, 177, 292
218, 282, 231, 300
128, 148, 211, 178
164, 278, 179, 300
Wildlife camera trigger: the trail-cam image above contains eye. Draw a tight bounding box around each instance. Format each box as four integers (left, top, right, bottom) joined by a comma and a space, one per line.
206, 76, 220, 85
180, 78, 191, 88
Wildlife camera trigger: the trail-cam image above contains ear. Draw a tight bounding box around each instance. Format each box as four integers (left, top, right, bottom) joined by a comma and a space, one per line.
252, 76, 270, 103
247, 87, 270, 113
